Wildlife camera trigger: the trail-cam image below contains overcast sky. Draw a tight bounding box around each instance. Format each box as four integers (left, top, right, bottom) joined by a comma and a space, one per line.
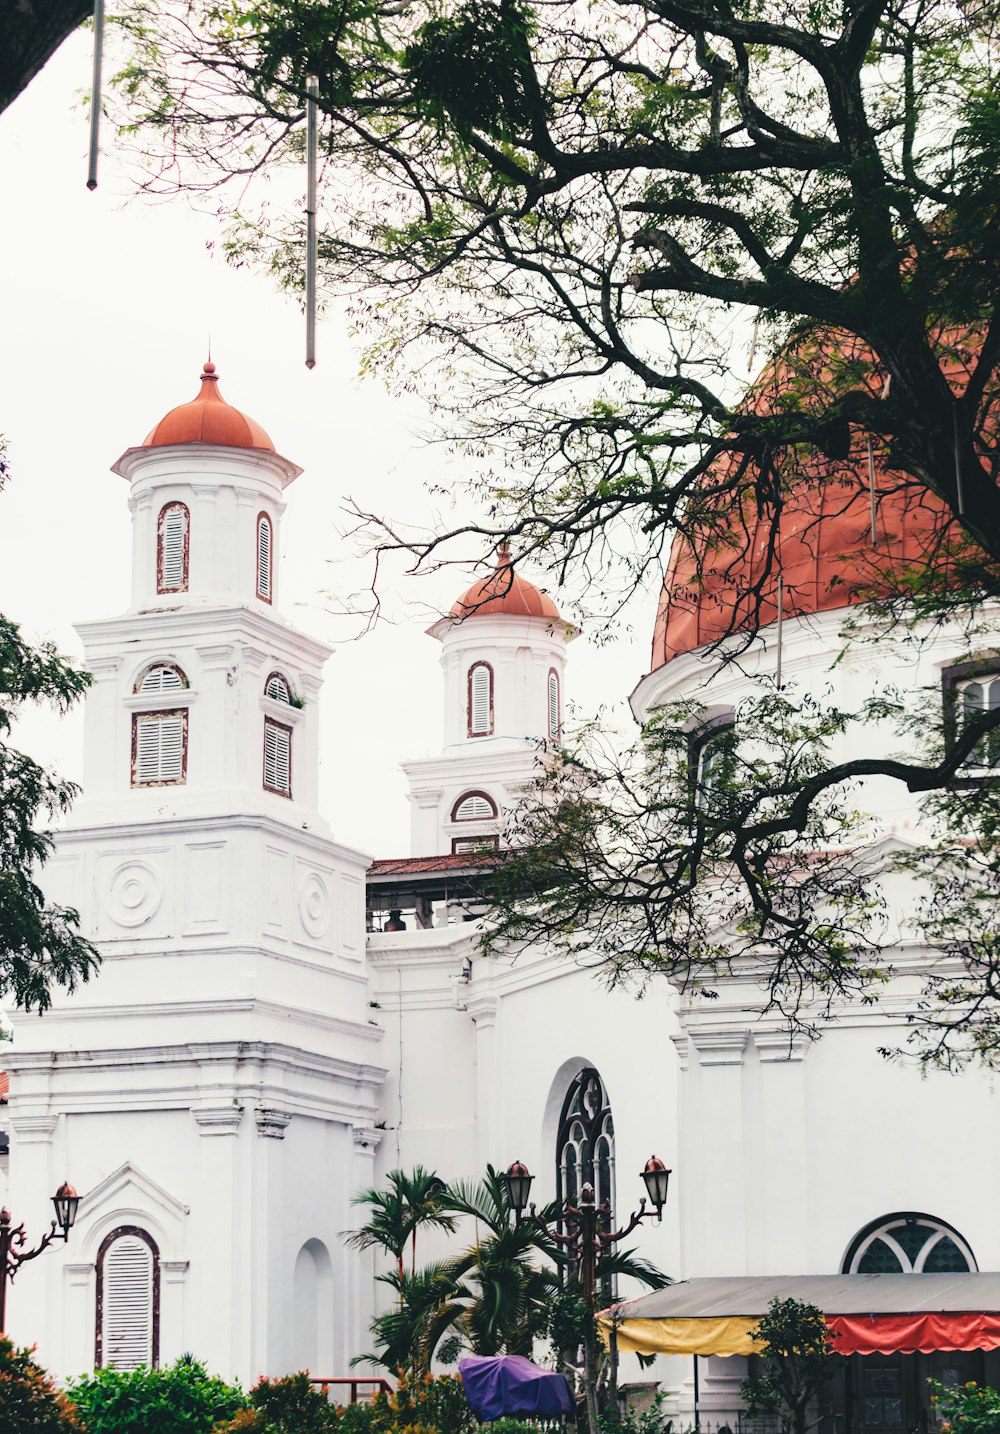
0, 31, 657, 858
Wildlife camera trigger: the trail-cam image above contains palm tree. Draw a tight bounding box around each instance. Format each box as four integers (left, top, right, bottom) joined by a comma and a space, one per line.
344, 1166, 456, 1284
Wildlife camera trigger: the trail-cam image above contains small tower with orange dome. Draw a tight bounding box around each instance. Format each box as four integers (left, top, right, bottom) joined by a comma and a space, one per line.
403, 546, 578, 856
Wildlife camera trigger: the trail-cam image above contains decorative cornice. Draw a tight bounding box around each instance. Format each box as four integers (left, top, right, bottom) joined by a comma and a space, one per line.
193, 1105, 244, 1137
754, 1030, 811, 1063
9, 1113, 59, 1143
352, 1125, 384, 1152
689, 1029, 749, 1067
255, 1108, 292, 1139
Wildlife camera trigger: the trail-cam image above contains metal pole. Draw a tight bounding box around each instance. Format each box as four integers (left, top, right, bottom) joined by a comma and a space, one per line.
87, 0, 105, 190
305, 73, 319, 369
693, 1354, 701, 1434
867, 436, 878, 546
0, 1209, 10, 1333
953, 406, 965, 517
775, 575, 784, 689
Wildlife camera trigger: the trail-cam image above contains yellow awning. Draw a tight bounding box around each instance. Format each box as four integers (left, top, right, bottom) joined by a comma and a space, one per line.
603, 1315, 759, 1357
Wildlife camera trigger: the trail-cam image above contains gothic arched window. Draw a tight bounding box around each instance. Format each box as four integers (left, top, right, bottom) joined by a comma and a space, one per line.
96, 1226, 160, 1370
556, 1067, 615, 1216
843, 1213, 977, 1274
157, 503, 189, 594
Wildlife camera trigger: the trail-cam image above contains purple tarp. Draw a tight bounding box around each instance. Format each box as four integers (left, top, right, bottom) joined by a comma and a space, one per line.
458, 1355, 574, 1420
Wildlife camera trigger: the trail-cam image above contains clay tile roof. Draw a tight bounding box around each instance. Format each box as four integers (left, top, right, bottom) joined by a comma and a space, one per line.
450, 545, 562, 622
142, 361, 275, 452
369, 851, 504, 877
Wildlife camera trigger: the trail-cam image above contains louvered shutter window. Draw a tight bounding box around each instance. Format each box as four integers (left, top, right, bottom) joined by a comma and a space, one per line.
548, 671, 560, 741
133, 711, 187, 786
138, 664, 185, 695
265, 673, 291, 703
157, 504, 189, 594
102, 1234, 154, 1370
257, 515, 273, 601
264, 718, 291, 796
452, 835, 500, 854
455, 793, 496, 821
469, 664, 492, 736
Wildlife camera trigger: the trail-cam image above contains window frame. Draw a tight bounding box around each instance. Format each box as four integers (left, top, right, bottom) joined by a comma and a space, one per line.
95, 1225, 160, 1370
264, 671, 292, 704
688, 714, 736, 810
156, 502, 190, 595
451, 834, 500, 855
942, 656, 1000, 785
134, 662, 189, 696
256, 511, 273, 604
548, 669, 561, 743
263, 715, 293, 798
451, 791, 499, 823
131, 708, 188, 787
842, 1211, 977, 1275
467, 661, 494, 738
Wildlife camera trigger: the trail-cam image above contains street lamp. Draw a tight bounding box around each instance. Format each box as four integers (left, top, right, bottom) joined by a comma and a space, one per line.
503, 1157, 671, 1433
0, 1181, 80, 1332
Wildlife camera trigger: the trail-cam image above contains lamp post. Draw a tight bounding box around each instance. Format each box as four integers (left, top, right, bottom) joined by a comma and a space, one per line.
0, 1182, 80, 1333
504, 1157, 670, 1433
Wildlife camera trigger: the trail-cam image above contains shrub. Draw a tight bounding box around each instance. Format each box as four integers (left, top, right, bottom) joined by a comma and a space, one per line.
214, 1372, 339, 1434
929, 1380, 1000, 1434
0, 1336, 79, 1432
67, 1353, 245, 1433
361, 1373, 476, 1434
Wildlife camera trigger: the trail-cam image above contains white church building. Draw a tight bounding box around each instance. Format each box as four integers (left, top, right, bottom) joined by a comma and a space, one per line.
3, 364, 1000, 1431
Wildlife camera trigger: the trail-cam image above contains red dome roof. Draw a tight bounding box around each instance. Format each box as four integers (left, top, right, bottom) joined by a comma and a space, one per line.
651, 338, 968, 669
450, 547, 562, 622
142, 362, 275, 451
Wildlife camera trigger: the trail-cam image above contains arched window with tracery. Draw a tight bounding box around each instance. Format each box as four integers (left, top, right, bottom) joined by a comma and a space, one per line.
556, 1067, 615, 1217
157, 503, 189, 594
95, 1226, 160, 1370
842, 1213, 977, 1274
468, 662, 494, 737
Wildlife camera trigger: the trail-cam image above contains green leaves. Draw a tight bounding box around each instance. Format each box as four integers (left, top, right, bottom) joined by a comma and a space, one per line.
0, 615, 98, 1012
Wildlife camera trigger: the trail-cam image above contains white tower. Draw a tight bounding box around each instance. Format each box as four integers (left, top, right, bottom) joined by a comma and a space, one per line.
402, 547, 578, 855
5, 363, 384, 1383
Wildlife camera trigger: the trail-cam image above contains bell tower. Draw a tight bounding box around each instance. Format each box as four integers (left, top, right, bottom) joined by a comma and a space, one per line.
402, 547, 579, 855
4, 361, 384, 1383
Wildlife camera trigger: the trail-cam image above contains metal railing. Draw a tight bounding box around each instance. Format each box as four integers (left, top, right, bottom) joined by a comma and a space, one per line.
310, 1377, 394, 1404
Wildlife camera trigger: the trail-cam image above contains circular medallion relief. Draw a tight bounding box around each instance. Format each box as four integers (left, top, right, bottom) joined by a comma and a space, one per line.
106, 860, 164, 927
299, 872, 330, 939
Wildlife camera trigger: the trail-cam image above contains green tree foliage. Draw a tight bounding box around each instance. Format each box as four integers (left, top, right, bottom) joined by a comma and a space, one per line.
740, 1298, 845, 1434
106, 0, 1000, 1059
0, 1336, 79, 1433
214, 1372, 335, 1434
67, 1354, 246, 1433
0, 614, 99, 1011
345, 1167, 457, 1283
928, 1378, 1000, 1434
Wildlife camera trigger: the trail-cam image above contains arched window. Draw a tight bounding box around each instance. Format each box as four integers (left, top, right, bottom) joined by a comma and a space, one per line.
843, 1213, 977, 1274
96, 1226, 160, 1370
157, 503, 189, 594
950, 666, 1000, 771
548, 670, 561, 742
265, 672, 292, 703
132, 663, 189, 787
135, 663, 187, 695
556, 1067, 615, 1216
452, 792, 498, 822
257, 513, 273, 603
264, 717, 292, 797
690, 718, 736, 810
468, 662, 494, 737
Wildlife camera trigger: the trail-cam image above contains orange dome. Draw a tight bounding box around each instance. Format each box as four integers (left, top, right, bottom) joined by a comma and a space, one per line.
650, 330, 977, 669
450, 546, 562, 622
142, 362, 275, 451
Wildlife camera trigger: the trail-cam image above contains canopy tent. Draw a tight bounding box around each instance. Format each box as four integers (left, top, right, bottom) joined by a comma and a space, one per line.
458, 1355, 575, 1420
598, 1274, 1000, 1358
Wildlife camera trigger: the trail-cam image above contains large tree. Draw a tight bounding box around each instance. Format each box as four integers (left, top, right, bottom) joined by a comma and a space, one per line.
106, 0, 1000, 1059
0, 614, 99, 1011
